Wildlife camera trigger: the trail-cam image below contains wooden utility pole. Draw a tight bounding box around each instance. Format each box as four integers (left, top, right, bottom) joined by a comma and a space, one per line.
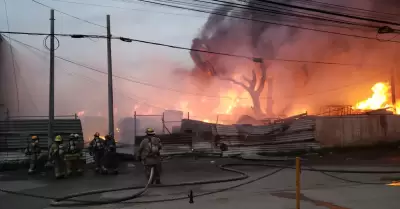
48, 9, 55, 147
106, 15, 115, 135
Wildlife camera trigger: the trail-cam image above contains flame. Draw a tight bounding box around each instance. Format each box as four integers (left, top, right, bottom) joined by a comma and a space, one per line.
353, 82, 399, 114
214, 90, 252, 115
175, 88, 252, 124
387, 181, 400, 186
354, 82, 390, 110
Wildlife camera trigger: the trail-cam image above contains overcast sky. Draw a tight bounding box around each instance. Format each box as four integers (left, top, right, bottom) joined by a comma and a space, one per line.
1, 0, 213, 116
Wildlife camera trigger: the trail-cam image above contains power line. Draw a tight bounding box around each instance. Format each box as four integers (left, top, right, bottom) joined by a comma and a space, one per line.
255, 0, 400, 27
32, 0, 106, 28
130, 0, 400, 43
115, 36, 375, 66
1, 30, 394, 65
5, 36, 235, 99
2, 0, 20, 113
0, 31, 107, 38
289, 0, 400, 18
47, 0, 208, 19
199, 0, 377, 29
6, 36, 388, 105
13, 36, 168, 110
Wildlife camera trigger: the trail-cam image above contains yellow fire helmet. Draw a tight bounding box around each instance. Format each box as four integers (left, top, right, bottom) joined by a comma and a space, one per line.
31, 135, 38, 140
146, 128, 155, 135
55, 135, 63, 142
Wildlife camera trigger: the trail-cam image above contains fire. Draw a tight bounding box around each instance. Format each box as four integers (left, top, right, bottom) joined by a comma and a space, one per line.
176, 89, 252, 124
353, 82, 399, 114
214, 90, 252, 115
354, 82, 390, 110
387, 181, 400, 186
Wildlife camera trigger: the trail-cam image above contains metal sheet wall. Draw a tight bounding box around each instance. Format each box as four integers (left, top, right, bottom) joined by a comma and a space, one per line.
315, 115, 400, 147
0, 119, 84, 163
0, 119, 83, 150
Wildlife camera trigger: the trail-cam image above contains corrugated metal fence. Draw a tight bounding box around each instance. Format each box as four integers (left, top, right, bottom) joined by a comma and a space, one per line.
132, 118, 321, 157
0, 119, 89, 163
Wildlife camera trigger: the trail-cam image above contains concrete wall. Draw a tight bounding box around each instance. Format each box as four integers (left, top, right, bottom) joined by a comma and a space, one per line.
315, 115, 400, 147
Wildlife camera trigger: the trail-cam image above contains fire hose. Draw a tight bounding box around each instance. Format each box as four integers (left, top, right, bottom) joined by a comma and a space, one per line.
1, 158, 400, 207
49, 163, 280, 207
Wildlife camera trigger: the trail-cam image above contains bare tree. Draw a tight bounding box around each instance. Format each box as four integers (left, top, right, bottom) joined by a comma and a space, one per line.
218, 60, 267, 117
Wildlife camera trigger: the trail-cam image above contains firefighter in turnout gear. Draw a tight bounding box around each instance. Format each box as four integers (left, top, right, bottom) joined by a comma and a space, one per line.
137, 128, 162, 184
65, 134, 84, 176
49, 135, 66, 179
102, 133, 119, 174
25, 135, 41, 174
88, 132, 105, 173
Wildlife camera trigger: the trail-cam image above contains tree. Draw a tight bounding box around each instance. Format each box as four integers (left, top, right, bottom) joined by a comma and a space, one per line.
190, 38, 271, 118
218, 60, 267, 117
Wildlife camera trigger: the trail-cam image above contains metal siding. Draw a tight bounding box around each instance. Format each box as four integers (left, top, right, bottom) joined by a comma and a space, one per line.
131, 118, 321, 157
0, 119, 84, 164
315, 115, 400, 147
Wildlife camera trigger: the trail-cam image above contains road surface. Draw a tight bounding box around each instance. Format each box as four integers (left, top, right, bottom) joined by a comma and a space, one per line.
1, 157, 400, 209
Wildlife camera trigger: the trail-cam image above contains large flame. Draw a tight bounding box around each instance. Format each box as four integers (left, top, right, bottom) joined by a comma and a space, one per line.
176, 89, 253, 124
353, 82, 399, 114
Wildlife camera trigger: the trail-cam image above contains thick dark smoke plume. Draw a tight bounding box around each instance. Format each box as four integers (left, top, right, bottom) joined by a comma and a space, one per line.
190, 0, 400, 116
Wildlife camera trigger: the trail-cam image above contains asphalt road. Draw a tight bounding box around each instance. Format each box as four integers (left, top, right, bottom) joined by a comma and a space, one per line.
1, 157, 400, 209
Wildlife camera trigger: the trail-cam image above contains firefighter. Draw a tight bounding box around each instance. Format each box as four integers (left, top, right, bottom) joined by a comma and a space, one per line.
102, 133, 118, 174
137, 128, 162, 184
25, 135, 41, 174
49, 135, 66, 179
65, 134, 84, 176
88, 132, 105, 173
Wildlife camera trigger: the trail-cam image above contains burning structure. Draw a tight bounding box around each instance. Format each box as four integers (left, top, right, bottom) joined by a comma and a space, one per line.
181, 0, 400, 123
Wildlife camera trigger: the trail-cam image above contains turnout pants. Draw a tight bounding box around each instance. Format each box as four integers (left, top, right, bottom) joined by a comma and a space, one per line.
66, 158, 83, 175
143, 157, 162, 184
94, 151, 104, 171
28, 154, 38, 173
54, 158, 66, 178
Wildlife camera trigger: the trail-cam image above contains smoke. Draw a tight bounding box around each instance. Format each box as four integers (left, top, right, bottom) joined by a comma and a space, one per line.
189, 0, 400, 116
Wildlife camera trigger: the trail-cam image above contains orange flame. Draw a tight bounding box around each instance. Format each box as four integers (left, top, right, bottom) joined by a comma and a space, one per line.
354, 82, 390, 110
353, 82, 399, 114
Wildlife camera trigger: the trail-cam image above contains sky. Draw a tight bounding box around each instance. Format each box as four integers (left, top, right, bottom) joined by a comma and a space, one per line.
0, 0, 212, 116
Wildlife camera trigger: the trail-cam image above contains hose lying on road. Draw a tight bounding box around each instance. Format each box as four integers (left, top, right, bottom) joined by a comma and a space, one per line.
50, 163, 266, 207
1, 158, 400, 207
0, 162, 283, 207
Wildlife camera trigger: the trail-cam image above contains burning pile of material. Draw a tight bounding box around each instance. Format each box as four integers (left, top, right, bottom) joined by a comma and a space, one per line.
353, 82, 399, 114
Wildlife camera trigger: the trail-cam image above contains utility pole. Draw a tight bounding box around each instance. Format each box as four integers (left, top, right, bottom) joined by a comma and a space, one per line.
107, 15, 115, 135
48, 9, 55, 147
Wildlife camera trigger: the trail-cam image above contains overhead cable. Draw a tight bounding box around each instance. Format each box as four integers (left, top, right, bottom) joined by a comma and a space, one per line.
32, 0, 106, 28
255, 0, 400, 27
130, 0, 400, 43
199, 0, 377, 29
